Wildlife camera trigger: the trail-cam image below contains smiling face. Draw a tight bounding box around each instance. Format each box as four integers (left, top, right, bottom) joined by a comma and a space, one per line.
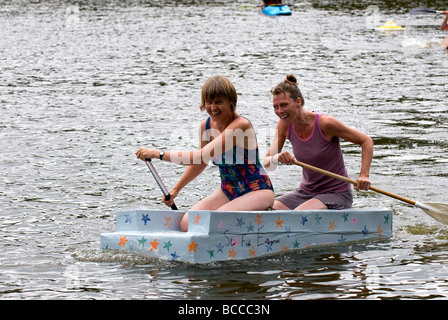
199, 76, 237, 114
273, 92, 302, 124
205, 96, 233, 120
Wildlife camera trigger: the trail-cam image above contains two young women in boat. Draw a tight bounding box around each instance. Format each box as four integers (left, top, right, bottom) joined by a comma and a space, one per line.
136, 74, 373, 231
136, 76, 275, 231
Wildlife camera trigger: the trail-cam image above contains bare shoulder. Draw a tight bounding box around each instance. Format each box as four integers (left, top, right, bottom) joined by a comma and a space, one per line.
231, 115, 254, 130
319, 114, 350, 139
319, 114, 346, 129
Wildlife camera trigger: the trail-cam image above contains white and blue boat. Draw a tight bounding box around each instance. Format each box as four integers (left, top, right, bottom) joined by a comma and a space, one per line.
100, 208, 393, 264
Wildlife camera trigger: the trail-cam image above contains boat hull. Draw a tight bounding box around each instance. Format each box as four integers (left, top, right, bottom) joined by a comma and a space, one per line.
261, 4, 292, 16
100, 208, 393, 264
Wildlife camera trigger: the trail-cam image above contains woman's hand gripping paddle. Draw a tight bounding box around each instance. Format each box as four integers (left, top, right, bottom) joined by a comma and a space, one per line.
145, 159, 178, 210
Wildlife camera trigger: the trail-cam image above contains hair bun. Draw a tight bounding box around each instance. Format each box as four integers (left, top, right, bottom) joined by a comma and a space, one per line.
285, 74, 298, 86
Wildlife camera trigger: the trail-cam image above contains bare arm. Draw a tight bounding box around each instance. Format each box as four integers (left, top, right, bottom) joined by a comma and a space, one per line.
320, 115, 373, 190
442, 12, 448, 31
263, 120, 295, 170
136, 116, 254, 165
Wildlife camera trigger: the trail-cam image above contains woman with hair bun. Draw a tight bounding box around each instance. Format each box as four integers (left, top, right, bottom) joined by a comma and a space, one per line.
264, 75, 373, 211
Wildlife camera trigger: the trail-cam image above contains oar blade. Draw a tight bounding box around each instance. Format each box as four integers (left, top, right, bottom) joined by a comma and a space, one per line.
409, 7, 437, 15
416, 202, 448, 225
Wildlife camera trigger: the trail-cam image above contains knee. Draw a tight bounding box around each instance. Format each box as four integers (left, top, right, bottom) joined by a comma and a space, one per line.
260, 190, 275, 209
273, 200, 290, 210
180, 213, 188, 232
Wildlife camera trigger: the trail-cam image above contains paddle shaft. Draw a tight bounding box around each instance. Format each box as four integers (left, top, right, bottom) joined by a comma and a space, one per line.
145, 159, 178, 210
293, 160, 417, 206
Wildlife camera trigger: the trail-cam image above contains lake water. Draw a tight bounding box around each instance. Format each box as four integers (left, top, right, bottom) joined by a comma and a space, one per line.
1, 0, 448, 301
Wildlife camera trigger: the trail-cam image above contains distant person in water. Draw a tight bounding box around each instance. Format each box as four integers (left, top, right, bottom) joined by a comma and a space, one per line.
258, 0, 282, 14
441, 11, 448, 49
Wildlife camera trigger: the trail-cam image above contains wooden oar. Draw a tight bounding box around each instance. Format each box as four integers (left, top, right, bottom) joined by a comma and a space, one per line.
410, 7, 445, 15
293, 160, 448, 225
145, 159, 178, 210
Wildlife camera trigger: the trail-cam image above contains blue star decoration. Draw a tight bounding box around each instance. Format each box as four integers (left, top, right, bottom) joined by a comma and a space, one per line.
171, 251, 179, 260
141, 214, 151, 225
338, 235, 346, 242
362, 225, 369, 237
216, 243, 224, 254
301, 215, 308, 226
265, 242, 273, 252
124, 214, 132, 224
236, 217, 245, 228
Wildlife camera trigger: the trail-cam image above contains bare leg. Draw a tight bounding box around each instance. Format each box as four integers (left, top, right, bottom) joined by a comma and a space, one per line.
295, 198, 328, 210
273, 200, 291, 210
180, 189, 275, 232
180, 189, 230, 232
273, 198, 328, 210
217, 189, 275, 211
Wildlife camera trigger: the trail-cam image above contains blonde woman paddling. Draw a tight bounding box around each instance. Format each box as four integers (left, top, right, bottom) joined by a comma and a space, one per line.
136, 76, 274, 231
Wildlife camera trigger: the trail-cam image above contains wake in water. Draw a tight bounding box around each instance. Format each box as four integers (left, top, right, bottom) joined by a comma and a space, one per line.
401, 36, 447, 49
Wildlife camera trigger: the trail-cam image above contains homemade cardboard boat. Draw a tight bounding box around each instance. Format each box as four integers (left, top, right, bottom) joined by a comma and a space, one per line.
100, 208, 393, 264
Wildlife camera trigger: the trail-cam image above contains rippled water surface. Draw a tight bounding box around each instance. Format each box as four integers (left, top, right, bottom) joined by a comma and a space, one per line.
1, 0, 448, 300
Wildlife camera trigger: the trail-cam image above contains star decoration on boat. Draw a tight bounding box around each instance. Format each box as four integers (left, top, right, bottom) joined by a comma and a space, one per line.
138, 236, 147, 247
193, 213, 201, 225
255, 213, 263, 226
150, 238, 159, 251
301, 215, 308, 226
275, 216, 284, 228
236, 217, 245, 228
249, 245, 256, 256
118, 236, 127, 247
188, 240, 199, 252
163, 240, 173, 252
228, 247, 237, 259
164, 216, 172, 229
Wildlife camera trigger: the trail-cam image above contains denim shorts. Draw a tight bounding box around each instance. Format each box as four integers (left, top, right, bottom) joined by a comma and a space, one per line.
276, 189, 353, 210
